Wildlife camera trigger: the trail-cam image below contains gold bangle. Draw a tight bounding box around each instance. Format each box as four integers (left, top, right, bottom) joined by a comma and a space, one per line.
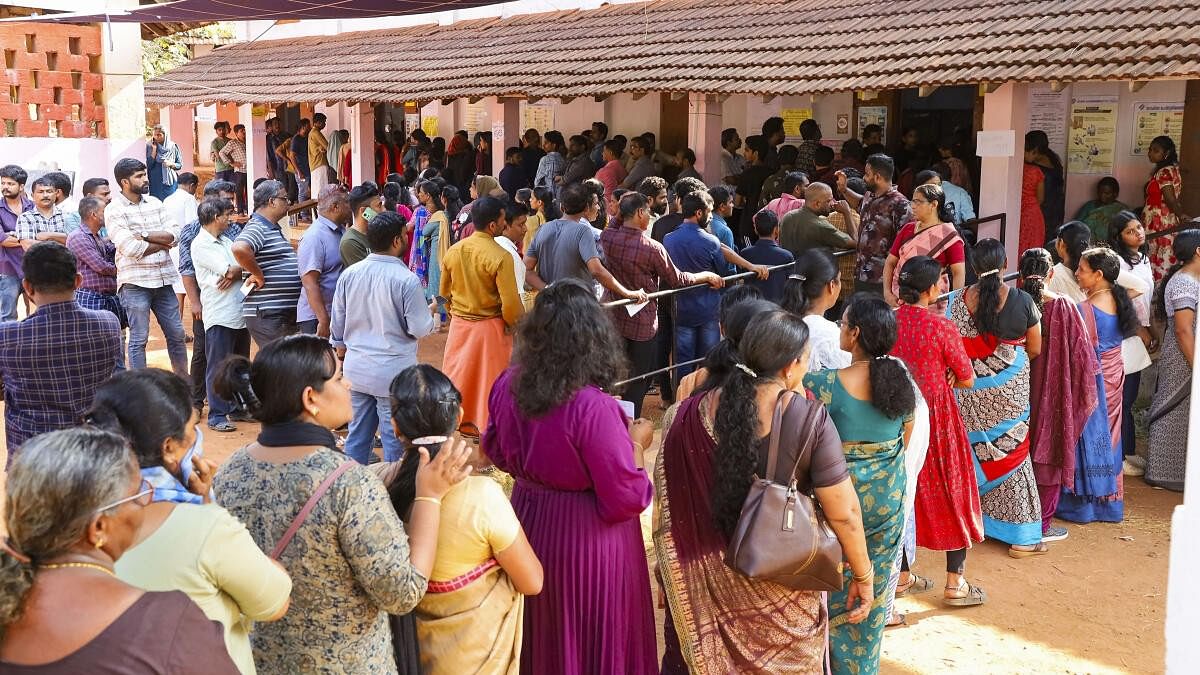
412, 496, 442, 507
852, 570, 874, 583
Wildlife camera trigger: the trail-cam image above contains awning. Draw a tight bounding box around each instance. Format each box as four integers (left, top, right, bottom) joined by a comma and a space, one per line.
0, 0, 505, 24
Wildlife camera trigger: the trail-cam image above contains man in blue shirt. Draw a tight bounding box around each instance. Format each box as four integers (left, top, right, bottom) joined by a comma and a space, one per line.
297, 184, 350, 336
332, 211, 434, 464
918, 168, 976, 226
663, 190, 725, 383
739, 210, 794, 303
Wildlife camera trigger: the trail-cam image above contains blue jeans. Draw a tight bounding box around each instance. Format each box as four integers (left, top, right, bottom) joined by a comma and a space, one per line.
0, 274, 20, 321
675, 321, 721, 384
345, 390, 403, 464
204, 324, 250, 425
119, 284, 188, 376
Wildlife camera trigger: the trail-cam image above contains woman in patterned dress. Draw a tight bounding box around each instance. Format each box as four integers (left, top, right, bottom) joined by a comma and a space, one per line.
945, 239, 1047, 557
212, 335, 474, 673
1144, 136, 1189, 282
890, 256, 986, 606
1147, 229, 1200, 491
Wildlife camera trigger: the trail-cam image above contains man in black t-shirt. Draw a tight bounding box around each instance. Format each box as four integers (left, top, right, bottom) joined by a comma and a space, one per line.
736, 135, 774, 243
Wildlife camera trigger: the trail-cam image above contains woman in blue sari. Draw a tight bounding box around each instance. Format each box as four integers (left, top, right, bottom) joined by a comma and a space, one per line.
946, 239, 1047, 557
806, 294, 916, 675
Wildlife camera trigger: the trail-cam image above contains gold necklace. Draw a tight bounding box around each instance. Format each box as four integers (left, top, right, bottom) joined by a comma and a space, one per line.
1087, 288, 1111, 299
40, 561, 115, 577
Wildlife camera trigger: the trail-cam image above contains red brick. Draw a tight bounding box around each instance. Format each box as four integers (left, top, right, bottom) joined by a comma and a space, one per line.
16, 119, 47, 136
22, 87, 51, 105
39, 71, 71, 88
59, 122, 87, 138
0, 103, 20, 119
59, 88, 82, 105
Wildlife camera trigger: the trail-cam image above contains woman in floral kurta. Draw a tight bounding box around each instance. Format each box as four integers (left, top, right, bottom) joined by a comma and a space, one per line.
1144, 136, 1187, 282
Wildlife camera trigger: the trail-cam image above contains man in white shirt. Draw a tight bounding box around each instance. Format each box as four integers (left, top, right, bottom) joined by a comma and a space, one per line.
163, 172, 199, 333
189, 197, 247, 432
495, 199, 530, 303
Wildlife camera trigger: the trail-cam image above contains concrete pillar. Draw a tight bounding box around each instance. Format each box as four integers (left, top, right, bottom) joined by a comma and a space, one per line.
239, 104, 266, 186
688, 94, 724, 183
100, 19, 146, 168
1167, 362, 1200, 671
349, 102, 375, 187
489, 97, 521, 176
166, 106, 195, 172
977, 82, 1029, 266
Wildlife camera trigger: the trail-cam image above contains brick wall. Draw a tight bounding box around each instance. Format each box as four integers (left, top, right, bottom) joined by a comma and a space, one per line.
0, 22, 105, 139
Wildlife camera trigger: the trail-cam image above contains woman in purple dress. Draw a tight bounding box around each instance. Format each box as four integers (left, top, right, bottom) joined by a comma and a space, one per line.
484, 279, 657, 675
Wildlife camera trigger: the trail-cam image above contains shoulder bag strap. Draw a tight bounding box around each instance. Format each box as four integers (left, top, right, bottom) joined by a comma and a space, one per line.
271, 460, 357, 560
785, 397, 828, 490
764, 389, 793, 481
926, 226, 961, 261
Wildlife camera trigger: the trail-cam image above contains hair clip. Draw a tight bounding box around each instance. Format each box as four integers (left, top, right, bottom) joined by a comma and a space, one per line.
978, 269, 1000, 278
410, 436, 450, 446
788, 274, 807, 282
1024, 274, 1044, 281
735, 363, 758, 378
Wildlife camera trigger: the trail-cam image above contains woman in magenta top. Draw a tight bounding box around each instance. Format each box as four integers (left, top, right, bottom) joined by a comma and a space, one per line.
484, 279, 657, 675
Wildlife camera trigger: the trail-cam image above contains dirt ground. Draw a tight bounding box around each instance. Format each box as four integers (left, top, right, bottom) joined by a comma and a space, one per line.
0, 316, 1180, 674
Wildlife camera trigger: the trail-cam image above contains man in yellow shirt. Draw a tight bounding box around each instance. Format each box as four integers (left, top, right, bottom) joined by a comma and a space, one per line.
440, 196, 525, 431
308, 112, 330, 200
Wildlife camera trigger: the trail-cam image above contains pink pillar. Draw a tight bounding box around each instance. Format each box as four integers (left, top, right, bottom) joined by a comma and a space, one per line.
166, 106, 195, 172
349, 102, 375, 187
978, 82, 1030, 266
688, 94, 724, 183
489, 97, 521, 176
239, 104, 266, 185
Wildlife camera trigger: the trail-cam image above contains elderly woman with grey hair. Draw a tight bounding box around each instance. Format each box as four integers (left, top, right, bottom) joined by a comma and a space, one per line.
147, 124, 182, 201
0, 427, 238, 672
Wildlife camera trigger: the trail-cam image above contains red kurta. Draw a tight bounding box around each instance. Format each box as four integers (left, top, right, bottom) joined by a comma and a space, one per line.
890, 304, 985, 551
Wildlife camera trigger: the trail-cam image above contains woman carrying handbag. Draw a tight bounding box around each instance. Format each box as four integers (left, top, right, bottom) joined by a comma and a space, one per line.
654, 308, 873, 674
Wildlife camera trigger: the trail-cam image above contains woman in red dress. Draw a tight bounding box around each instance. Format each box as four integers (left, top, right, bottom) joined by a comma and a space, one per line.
890, 256, 986, 607
1144, 135, 1189, 282
1019, 142, 1047, 254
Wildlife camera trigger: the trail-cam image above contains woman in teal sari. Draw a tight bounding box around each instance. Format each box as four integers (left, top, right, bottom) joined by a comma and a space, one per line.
806, 294, 917, 675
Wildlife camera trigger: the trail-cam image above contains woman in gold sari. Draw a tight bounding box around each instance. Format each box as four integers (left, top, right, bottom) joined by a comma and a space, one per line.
655, 309, 874, 673
383, 365, 543, 675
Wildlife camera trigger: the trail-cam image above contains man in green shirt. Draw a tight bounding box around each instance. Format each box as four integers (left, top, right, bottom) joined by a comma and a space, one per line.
210, 122, 232, 181
779, 182, 857, 257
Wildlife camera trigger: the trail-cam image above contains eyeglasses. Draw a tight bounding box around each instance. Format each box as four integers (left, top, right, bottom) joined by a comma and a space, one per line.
270, 195, 289, 204
95, 478, 154, 514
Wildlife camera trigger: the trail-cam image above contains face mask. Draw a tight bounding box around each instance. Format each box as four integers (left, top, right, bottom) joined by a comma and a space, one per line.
362, 207, 378, 221
178, 427, 204, 486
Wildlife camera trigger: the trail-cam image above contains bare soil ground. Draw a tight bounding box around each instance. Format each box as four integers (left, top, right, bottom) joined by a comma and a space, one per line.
0, 315, 1178, 674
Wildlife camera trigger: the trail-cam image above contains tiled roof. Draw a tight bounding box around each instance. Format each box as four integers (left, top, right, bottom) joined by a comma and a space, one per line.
145, 0, 1200, 105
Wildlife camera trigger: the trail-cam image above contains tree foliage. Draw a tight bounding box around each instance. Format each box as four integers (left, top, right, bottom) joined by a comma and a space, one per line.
141, 24, 236, 80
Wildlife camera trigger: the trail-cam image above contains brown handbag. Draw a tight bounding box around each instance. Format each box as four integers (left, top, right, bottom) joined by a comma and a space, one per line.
724, 390, 845, 591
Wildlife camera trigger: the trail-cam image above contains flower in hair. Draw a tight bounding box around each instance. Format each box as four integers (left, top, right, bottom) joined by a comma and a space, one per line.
735, 363, 758, 378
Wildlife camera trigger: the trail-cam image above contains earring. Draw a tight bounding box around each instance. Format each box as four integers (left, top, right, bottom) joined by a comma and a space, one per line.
309, 408, 320, 418
95, 538, 105, 549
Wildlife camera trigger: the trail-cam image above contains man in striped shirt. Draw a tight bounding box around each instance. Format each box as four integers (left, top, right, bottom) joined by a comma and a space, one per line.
106, 158, 188, 377
232, 179, 302, 347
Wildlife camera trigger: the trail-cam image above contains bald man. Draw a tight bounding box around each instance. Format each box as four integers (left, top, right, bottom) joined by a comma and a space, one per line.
778, 182, 857, 258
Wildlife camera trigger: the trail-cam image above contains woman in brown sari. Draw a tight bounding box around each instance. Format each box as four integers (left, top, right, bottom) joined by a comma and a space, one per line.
655, 309, 873, 673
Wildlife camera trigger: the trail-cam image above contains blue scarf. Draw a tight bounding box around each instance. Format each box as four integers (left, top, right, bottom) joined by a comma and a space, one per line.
141, 428, 208, 505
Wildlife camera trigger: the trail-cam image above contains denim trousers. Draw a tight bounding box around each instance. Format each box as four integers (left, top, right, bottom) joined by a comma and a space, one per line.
119, 284, 188, 376
345, 390, 403, 464
204, 324, 250, 425
674, 321, 721, 385
0, 274, 20, 321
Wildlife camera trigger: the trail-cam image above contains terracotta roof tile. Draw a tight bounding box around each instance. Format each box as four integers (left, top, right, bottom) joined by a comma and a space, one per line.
146, 0, 1200, 105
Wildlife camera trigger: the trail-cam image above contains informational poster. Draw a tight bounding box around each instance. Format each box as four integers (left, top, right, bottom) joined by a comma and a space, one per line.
781, 107, 812, 142
1067, 98, 1117, 174
194, 104, 217, 122
857, 106, 887, 139
1131, 102, 1184, 156
404, 113, 420, 135
463, 100, 487, 135
421, 115, 439, 139
491, 120, 506, 147
1028, 85, 1069, 159
836, 112, 850, 136
521, 101, 554, 134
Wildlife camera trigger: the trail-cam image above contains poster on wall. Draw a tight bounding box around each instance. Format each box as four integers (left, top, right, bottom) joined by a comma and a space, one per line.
1131, 102, 1184, 156
857, 106, 887, 139
463, 100, 487, 135
421, 116, 439, 139
781, 108, 812, 142
404, 113, 420, 135
521, 101, 555, 134
1028, 85, 1069, 159
1067, 97, 1117, 174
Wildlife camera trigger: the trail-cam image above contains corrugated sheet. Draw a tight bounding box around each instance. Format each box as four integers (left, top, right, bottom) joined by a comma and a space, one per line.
145, 0, 1200, 105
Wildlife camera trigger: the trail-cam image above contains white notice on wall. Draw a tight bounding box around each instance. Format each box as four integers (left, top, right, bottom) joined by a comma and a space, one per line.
1028, 85, 1070, 159
975, 130, 1015, 157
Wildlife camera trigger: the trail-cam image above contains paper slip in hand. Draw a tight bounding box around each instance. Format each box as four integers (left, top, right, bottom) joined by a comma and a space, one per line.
625, 300, 650, 316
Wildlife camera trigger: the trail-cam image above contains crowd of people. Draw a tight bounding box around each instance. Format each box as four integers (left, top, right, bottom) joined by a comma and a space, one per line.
0, 112, 1193, 675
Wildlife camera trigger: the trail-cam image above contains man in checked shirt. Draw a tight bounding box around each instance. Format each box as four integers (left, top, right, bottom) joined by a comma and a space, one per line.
105, 157, 189, 377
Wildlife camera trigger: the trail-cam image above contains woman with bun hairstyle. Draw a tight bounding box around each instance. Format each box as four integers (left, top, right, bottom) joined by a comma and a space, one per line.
805, 294, 918, 673
1146, 229, 1200, 491
944, 239, 1047, 557
211, 334, 473, 672
783, 249, 852, 371
91, 369, 292, 674
1055, 247, 1139, 523
890, 256, 985, 606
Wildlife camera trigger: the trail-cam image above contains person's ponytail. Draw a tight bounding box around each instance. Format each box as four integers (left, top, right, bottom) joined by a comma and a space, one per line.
1018, 248, 1052, 314
0, 551, 34, 640
845, 294, 915, 419
781, 250, 838, 317
971, 239, 1006, 335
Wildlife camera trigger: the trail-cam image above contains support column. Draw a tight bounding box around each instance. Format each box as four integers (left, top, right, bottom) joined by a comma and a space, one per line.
977, 82, 1029, 266
349, 102, 375, 188
166, 106, 195, 172
239, 104, 266, 186
100, 18, 145, 167
489, 97, 521, 176
1167, 360, 1200, 670
688, 94, 724, 183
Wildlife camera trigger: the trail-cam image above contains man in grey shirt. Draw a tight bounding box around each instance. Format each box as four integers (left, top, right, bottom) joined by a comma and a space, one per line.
331, 210, 433, 465
525, 183, 647, 303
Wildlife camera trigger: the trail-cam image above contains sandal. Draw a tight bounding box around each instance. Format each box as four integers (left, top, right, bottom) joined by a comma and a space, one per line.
944, 580, 986, 607
1008, 542, 1049, 559
886, 612, 907, 628
896, 573, 934, 596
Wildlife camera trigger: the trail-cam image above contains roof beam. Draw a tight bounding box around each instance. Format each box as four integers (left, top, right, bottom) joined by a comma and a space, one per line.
762, 94, 776, 104
918, 85, 938, 98
669, 91, 687, 101
1049, 81, 1067, 92
526, 96, 541, 104
979, 82, 1002, 95
559, 96, 575, 104
440, 98, 455, 106
1129, 80, 1148, 92
632, 92, 648, 101
468, 96, 485, 104
593, 94, 609, 103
